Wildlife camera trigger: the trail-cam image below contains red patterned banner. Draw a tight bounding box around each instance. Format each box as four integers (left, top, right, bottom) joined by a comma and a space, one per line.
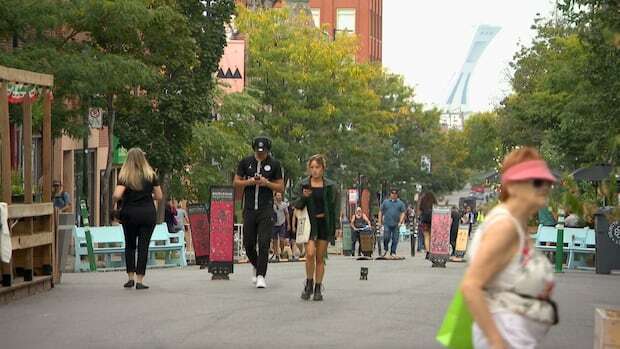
209, 187, 234, 263
188, 204, 210, 258
430, 206, 451, 255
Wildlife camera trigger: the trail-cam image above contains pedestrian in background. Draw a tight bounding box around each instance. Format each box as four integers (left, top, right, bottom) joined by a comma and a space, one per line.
296, 155, 338, 301
52, 180, 71, 212
350, 207, 371, 256
164, 198, 177, 233
173, 200, 190, 234
417, 191, 437, 259
450, 206, 460, 256
272, 192, 290, 261
462, 147, 558, 348
112, 148, 163, 290
378, 189, 406, 258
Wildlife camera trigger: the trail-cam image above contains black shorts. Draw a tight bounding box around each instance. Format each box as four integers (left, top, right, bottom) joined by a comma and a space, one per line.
272, 224, 288, 239
309, 217, 328, 241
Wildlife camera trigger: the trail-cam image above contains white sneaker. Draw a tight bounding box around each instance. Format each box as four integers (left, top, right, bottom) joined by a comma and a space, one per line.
256, 275, 266, 288
252, 267, 257, 284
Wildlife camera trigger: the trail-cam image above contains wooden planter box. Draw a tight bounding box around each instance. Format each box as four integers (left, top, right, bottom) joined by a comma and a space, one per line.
595, 308, 620, 349
1, 203, 55, 304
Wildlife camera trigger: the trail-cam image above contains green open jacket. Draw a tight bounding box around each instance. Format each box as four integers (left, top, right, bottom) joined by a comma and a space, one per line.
293, 177, 339, 242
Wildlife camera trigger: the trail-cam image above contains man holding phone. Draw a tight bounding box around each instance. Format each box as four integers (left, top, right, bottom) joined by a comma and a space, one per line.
234, 136, 284, 288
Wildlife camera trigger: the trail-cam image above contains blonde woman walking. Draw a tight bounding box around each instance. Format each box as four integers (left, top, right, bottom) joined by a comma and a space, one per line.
113, 148, 163, 290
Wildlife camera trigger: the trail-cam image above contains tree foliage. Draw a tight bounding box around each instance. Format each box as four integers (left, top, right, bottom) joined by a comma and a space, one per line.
232, 7, 468, 200
497, 2, 619, 171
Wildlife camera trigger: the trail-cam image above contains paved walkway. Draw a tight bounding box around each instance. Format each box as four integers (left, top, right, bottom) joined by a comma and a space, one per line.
0, 247, 618, 348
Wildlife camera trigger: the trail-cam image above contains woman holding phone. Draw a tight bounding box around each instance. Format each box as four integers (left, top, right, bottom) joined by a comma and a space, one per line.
295, 155, 338, 301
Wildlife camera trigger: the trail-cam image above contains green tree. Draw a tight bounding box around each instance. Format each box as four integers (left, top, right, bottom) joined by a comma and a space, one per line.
463, 112, 501, 171
234, 6, 469, 199
178, 90, 260, 202
0, 0, 235, 223
499, 4, 619, 170
236, 7, 385, 184
115, 0, 235, 217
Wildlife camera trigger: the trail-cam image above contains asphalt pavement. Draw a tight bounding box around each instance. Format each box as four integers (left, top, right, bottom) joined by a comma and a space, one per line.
0, 244, 618, 349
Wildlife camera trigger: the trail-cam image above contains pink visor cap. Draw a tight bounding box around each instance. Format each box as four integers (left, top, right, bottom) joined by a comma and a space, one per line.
500, 160, 557, 185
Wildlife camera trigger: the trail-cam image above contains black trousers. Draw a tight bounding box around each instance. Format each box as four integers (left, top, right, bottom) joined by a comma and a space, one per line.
243, 208, 273, 277
122, 222, 155, 275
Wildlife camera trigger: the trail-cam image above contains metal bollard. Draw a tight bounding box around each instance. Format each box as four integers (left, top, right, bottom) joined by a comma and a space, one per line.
555, 210, 565, 273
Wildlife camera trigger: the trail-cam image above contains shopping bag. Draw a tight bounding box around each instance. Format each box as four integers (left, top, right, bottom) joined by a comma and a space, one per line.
295, 207, 311, 244
436, 289, 474, 349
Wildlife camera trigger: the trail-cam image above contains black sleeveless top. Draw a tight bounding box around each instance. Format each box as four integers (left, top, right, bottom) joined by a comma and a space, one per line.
311, 187, 325, 214
353, 216, 367, 228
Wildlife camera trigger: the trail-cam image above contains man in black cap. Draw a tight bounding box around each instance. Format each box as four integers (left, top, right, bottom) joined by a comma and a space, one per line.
234, 136, 284, 288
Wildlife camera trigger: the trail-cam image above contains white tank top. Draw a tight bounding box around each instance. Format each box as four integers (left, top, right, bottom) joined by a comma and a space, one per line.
468, 206, 556, 324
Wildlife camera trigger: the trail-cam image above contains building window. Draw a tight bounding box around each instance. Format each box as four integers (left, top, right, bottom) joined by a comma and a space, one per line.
336, 8, 356, 35
311, 8, 320, 28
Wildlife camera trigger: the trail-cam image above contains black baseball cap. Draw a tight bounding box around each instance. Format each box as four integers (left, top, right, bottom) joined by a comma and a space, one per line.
252, 136, 271, 152
390, 188, 399, 194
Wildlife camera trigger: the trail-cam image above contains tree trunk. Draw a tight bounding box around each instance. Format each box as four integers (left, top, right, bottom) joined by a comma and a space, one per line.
157, 173, 170, 224
102, 94, 115, 226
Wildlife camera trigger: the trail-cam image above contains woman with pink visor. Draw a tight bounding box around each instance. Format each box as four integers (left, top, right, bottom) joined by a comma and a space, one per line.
461, 147, 559, 349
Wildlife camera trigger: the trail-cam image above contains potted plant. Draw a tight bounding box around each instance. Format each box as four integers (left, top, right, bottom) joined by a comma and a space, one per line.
10, 170, 24, 203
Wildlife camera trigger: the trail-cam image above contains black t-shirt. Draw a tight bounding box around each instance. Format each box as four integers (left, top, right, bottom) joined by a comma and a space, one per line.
236, 155, 283, 211
119, 176, 159, 208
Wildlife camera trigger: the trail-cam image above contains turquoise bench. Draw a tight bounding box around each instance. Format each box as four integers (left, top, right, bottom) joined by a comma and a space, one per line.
534, 224, 595, 269
73, 223, 187, 272
399, 225, 411, 241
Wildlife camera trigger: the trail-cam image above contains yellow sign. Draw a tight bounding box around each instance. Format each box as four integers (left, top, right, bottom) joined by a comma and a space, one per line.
455, 225, 469, 254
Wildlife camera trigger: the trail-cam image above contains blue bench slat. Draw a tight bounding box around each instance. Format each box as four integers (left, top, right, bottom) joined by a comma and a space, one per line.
73, 223, 187, 272
534, 224, 596, 270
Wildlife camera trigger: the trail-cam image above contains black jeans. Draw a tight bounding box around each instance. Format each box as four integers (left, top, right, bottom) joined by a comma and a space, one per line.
351, 229, 360, 256
243, 208, 273, 277
122, 222, 155, 275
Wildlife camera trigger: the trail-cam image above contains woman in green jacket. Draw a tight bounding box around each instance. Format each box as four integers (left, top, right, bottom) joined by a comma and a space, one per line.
295, 154, 338, 301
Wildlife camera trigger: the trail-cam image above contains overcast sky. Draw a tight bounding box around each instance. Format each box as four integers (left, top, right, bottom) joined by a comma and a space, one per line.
382, 0, 555, 112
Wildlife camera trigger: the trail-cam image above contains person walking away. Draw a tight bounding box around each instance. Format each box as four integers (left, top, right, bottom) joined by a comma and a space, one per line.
233, 136, 284, 289
173, 200, 190, 249
417, 191, 437, 259
112, 148, 163, 290
296, 155, 338, 301
450, 206, 460, 256
350, 207, 371, 256
461, 147, 558, 348
173, 200, 189, 233
379, 189, 406, 258
164, 199, 177, 233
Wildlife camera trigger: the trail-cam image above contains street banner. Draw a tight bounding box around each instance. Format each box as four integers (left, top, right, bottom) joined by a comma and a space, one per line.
455, 224, 470, 258
188, 203, 209, 267
208, 186, 235, 279
348, 189, 358, 204
430, 206, 451, 267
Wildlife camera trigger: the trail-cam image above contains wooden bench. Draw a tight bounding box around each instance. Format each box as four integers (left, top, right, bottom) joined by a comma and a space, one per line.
534, 224, 596, 269
73, 223, 187, 272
